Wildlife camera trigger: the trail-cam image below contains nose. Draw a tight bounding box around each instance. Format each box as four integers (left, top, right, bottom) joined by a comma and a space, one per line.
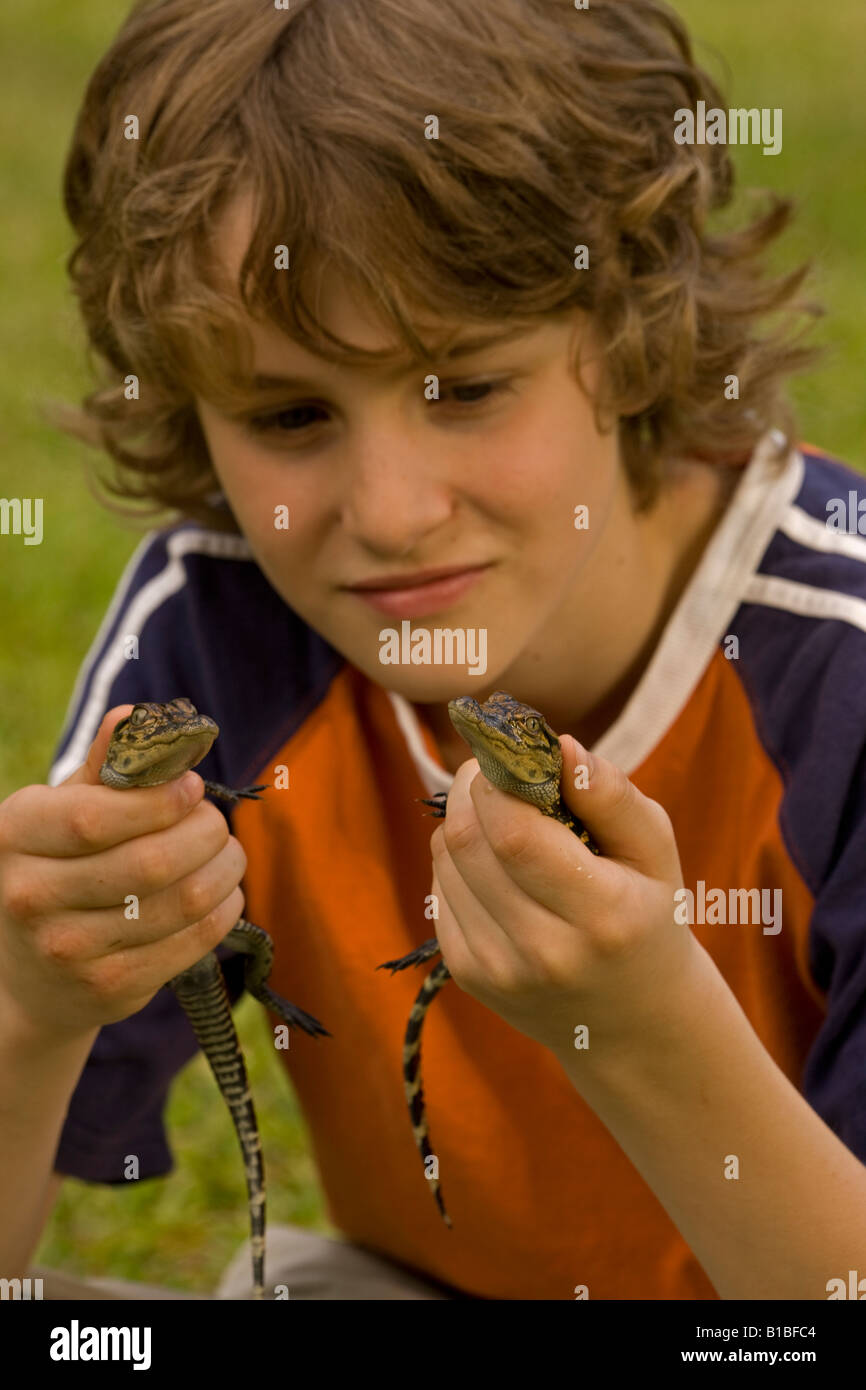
339, 423, 456, 556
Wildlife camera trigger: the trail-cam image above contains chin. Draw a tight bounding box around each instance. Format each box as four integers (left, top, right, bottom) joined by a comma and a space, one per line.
346, 657, 501, 704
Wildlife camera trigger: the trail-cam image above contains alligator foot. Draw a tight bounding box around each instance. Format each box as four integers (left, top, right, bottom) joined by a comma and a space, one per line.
204, 780, 268, 803
377, 937, 442, 974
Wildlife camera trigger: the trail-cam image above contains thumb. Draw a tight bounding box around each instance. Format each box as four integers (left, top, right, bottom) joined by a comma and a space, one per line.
558, 733, 676, 872
59, 705, 134, 788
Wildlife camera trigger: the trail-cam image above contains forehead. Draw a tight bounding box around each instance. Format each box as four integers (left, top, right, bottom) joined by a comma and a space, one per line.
208, 192, 546, 368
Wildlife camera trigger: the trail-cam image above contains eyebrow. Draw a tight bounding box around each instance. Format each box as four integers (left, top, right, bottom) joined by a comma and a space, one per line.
244, 325, 531, 393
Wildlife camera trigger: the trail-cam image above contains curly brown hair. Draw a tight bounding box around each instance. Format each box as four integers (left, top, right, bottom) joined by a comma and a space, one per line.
50, 0, 822, 529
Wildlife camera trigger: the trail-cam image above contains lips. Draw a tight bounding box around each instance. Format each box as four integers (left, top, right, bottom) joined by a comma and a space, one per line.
346, 564, 492, 618
346, 564, 490, 592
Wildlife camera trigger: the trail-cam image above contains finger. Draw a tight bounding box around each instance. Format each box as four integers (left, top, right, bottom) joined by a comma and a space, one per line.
28, 837, 248, 961
76, 886, 246, 1017
433, 765, 574, 952
4, 799, 232, 916
60, 706, 135, 789
467, 769, 603, 908
436, 752, 603, 929
428, 855, 517, 987
3, 774, 206, 859
2, 704, 206, 858
558, 734, 679, 874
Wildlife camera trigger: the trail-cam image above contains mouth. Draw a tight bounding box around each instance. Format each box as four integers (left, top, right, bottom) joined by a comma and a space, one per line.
344, 564, 493, 618
345, 564, 492, 592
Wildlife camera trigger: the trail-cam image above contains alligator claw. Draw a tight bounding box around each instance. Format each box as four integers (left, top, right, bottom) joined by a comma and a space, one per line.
204, 780, 268, 804
377, 937, 442, 973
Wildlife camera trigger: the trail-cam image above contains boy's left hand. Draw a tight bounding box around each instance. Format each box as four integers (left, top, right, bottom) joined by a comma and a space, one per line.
430, 734, 701, 1062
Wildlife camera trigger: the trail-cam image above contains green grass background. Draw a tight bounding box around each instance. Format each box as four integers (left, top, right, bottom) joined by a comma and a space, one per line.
1, 0, 863, 1292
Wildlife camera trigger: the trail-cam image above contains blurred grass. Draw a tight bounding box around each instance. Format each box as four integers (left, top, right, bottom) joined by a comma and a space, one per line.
45, 1000, 333, 1293
1, 0, 864, 1291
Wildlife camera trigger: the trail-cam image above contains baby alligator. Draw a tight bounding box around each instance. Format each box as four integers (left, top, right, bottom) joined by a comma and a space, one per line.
100, 697, 329, 1297
378, 690, 600, 1226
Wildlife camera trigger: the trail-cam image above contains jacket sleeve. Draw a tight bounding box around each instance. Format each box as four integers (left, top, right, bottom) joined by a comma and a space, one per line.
51, 524, 260, 1181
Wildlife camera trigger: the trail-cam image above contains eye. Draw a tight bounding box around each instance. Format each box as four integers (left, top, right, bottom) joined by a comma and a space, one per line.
246, 403, 327, 435
130, 706, 149, 726
436, 378, 512, 407
524, 717, 540, 733
244, 379, 514, 436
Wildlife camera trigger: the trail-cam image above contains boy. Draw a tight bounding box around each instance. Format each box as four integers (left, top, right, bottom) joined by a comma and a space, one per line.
2, 0, 866, 1300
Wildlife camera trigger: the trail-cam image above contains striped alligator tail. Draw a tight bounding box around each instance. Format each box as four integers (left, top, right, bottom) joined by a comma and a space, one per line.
403, 959, 453, 1228
168, 953, 267, 1298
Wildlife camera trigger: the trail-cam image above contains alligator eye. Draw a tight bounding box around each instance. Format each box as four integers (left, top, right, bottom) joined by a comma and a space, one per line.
130, 706, 149, 726
524, 717, 540, 733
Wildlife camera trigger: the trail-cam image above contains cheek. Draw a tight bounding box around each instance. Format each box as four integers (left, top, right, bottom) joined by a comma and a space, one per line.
488, 393, 618, 531
203, 429, 322, 544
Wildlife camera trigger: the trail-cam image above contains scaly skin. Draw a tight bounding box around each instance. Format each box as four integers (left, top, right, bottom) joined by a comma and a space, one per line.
100, 697, 329, 1298
378, 691, 600, 1226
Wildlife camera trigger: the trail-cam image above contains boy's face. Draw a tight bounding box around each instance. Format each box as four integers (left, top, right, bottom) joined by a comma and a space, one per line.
194, 198, 626, 701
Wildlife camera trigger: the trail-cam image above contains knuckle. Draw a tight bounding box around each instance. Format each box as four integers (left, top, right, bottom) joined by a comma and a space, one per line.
450, 944, 513, 997
534, 957, 574, 992
39, 923, 85, 966
132, 840, 169, 893
177, 872, 212, 924
3, 868, 43, 921
77, 955, 125, 1002
475, 965, 513, 996
442, 815, 480, 856
477, 952, 519, 996
488, 823, 534, 866
67, 798, 105, 850
195, 801, 230, 850
606, 764, 636, 818
194, 889, 241, 943
593, 911, 639, 961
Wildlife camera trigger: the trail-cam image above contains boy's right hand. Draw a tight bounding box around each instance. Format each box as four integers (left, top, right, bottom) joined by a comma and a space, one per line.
0, 706, 247, 1044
